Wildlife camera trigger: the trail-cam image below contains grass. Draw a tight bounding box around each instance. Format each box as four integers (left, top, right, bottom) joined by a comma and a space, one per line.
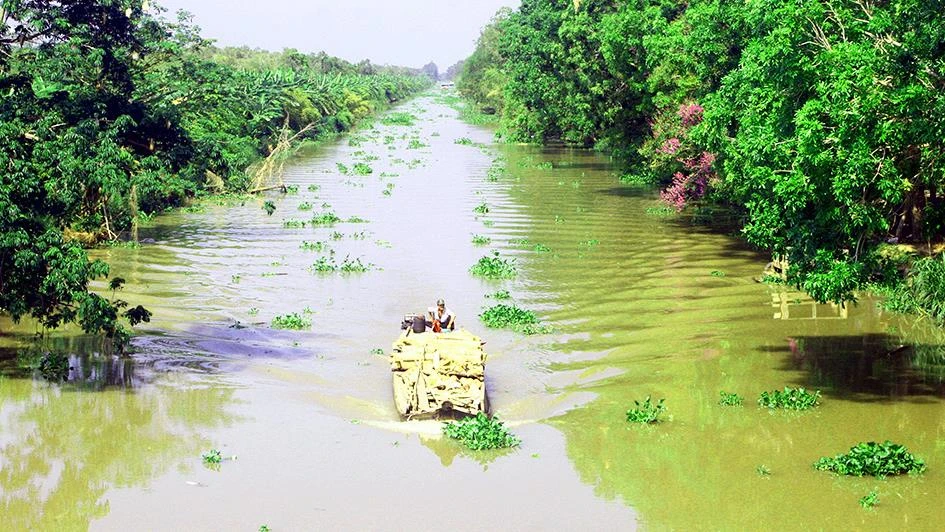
470, 252, 516, 280
718, 391, 743, 406
878, 253, 945, 324
626, 396, 666, 424
271, 313, 312, 330
310, 211, 342, 226
758, 387, 821, 410
815, 441, 926, 477
442, 413, 520, 451
471, 234, 491, 245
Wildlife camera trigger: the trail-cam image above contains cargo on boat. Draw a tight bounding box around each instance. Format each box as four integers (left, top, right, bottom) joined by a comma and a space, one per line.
389, 321, 488, 419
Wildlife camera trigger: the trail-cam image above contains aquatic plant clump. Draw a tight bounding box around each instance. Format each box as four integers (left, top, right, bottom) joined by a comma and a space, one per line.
626, 396, 666, 424
271, 313, 312, 330
718, 391, 743, 406
310, 211, 342, 226
470, 252, 516, 280
442, 412, 521, 451
479, 304, 550, 335
758, 387, 821, 410
815, 441, 926, 477
201, 449, 222, 464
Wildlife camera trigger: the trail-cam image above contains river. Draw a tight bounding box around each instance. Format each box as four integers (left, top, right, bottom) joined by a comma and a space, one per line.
2, 92, 945, 530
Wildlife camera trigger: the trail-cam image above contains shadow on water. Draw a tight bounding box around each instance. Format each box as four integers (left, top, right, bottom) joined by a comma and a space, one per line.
763, 333, 945, 400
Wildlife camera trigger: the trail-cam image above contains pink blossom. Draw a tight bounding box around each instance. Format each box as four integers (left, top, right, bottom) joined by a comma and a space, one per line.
678, 103, 704, 128
658, 137, 681, 155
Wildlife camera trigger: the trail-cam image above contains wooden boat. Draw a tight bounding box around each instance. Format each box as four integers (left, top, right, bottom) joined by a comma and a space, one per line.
389, 326, 488, 419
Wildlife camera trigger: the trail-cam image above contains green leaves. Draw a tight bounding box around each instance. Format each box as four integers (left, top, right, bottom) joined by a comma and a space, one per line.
469, 252, 516, 280
815, 441, 926, 477
626, 396, 666, 424
479, 304, 550, 335
442, 413, 521, 451
758, 387, 821, 410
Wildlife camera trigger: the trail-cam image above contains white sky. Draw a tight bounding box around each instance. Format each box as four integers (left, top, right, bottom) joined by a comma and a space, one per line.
154, 0, 519, 69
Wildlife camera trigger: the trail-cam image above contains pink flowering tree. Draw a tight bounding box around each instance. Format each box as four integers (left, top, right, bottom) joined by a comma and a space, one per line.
640, 102, 717, 211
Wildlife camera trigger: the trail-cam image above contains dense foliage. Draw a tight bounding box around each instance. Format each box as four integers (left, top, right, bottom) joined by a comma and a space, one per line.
815, 441, 926, 477
0, 1, 429, 339
459, 0, 945, 305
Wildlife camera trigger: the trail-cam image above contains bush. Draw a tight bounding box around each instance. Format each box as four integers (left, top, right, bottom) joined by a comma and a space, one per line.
443, 413, 520, 450
758, 387, 821, 410
815, 441, 926, 477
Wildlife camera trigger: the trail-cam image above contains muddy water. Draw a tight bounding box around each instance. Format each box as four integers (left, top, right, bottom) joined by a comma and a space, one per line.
2, 93, 945, 530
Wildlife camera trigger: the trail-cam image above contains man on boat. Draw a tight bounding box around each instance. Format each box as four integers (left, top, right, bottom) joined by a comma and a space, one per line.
427, 298, 456, 332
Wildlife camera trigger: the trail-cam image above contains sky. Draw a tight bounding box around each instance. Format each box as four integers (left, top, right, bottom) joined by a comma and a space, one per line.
154, 0, 520, 70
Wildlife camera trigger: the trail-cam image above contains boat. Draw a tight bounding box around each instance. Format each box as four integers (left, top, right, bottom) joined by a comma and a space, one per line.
389, 316, 488, 419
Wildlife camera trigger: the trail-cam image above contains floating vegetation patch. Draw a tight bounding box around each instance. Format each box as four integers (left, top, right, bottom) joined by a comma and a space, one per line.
580, 239, 600, 247
346, 216, 369, 223
718, 391, 743, 406
645, 205, 676, 216
336, 162, 350, 175
379, 172, 399, 178
352, 162, 373, 175
815, 441, 926, 477
201, 449, 223, 464
479, 304, 550, 335
443, 412, 520, 451
473, 202, 490, 215
710, 270, 726, 277
859, 491, 879, 509
471, 234, 491, 245
533, 243, 551, 253
271, 312, 312, 330
486, 290, 511, 300
309, 253, 374, 273
454, 137, 474, 145
626, 396, 666, 424
311, 211, 342, 226
263, 200, 276, 216
407, 139, 428, 149
307, 184, 320, 192
297, 202, 313, 211
283, 219, 306, 228
758, 387, 821, 410
300, 240, 329, 252
284, 184, 299, 194
381, 112, 416, 126
470, 252, 516, 280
